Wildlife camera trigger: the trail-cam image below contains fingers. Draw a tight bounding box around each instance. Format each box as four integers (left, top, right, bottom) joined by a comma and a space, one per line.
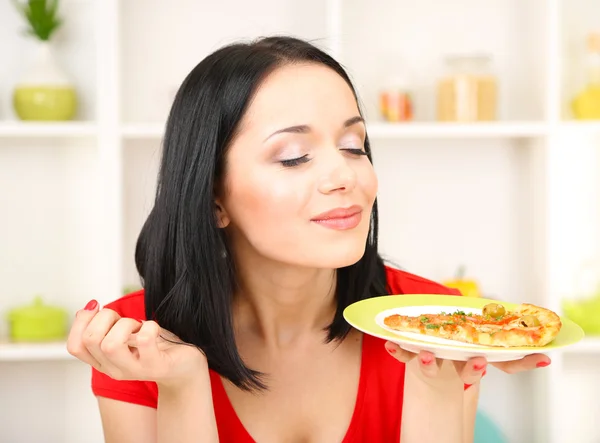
385, 342, 440, 377
385, 341, 490, 383
492, 354, 551, 374
66, 299, 176, 382
385, 342, 548, 385
416, 351, 442, 378
384, 341, 418, 364
101, 318, 143, 368
136, 321, 163, 371
82, 308, 123, 373
67, 300, 102, 369
455, 356, 488, 385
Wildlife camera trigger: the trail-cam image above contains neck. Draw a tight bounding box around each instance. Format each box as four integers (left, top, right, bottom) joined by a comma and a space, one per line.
232, 253, 337, 350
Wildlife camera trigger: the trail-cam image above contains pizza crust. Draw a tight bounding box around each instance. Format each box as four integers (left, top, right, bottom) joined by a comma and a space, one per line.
383, 303, 562, 348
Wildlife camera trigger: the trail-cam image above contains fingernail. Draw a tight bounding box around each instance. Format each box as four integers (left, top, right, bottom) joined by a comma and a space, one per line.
420, 356, 433, 365
387, 346, 396, 354
84, 300, 98, 311
536, 361, 551, 368
474, 363, 487, 371
482, 369, 487, 377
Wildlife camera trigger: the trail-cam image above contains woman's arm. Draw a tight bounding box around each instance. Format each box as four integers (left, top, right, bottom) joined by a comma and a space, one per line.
463, 382, 480, 443
157, 376, 219, 443
400, 360, 468, 443
97, 375, 218, 443
388, 341, 548, 443
98, 398, 157, 443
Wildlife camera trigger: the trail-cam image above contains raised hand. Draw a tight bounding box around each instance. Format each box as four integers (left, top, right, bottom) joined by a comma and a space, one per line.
67, 300, 208, 389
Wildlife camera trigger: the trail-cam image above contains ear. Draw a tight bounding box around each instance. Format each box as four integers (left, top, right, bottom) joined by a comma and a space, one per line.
214, 199, 230, 228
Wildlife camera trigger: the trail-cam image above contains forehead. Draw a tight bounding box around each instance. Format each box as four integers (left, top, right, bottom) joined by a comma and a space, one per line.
242, 63, 360, 131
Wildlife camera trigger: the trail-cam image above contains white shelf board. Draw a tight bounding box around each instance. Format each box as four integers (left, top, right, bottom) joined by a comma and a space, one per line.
121, 123, 166, 139
0, 121, 96, 138
122, 121, 549, 141
366, 122, 548, 139
562, 337, 600, 354
558, 121, 600, 134
0, 341, 73, 362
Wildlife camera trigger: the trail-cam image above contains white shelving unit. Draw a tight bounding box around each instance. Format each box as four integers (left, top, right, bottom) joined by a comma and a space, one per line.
1, 1, 599, 442
0, 341, 73, 362
0, 122, 96, 138
564, 337, 600, 353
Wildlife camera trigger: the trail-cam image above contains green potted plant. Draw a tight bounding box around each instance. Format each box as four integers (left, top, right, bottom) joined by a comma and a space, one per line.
11, 0, 77, 121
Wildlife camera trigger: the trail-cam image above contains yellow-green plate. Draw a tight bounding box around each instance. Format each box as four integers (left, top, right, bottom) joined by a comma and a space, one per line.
343, 294, 585, 362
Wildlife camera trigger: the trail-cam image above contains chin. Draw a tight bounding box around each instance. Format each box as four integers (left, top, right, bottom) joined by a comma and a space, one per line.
309, 241, 367, 269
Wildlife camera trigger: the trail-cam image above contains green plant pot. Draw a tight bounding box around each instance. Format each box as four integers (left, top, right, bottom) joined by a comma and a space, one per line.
13, 86, 77, 121
13, 41, 78, 121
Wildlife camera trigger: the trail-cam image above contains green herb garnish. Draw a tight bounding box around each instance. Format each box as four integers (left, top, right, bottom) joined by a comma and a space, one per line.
425, 324, 441, 329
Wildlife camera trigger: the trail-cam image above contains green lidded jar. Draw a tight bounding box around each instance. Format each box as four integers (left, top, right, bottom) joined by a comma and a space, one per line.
7, 296, 68, 342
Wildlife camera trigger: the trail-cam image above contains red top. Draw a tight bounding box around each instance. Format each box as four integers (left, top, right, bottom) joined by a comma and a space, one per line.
92, 267, 462, 442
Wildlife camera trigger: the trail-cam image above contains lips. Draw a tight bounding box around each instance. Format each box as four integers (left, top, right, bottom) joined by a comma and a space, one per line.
311, 205, 363, 230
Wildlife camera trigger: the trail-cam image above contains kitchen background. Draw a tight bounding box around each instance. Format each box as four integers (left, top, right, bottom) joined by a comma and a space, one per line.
1, 0, 599, 442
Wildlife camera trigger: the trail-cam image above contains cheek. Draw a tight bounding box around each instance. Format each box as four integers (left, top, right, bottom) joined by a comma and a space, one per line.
225, 168, 308, 229
359, 161, 378, 203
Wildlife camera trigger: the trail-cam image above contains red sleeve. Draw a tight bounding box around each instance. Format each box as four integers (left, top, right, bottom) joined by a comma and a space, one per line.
383, 266, 483, 389
90, 291, 159, 409
92, 370, 158, 409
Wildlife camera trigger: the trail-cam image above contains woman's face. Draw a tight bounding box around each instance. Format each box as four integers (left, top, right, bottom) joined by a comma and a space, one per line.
217, 63, 378, 269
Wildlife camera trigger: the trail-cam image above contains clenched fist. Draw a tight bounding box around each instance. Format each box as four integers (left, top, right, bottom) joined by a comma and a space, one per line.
67, 300, 208, 390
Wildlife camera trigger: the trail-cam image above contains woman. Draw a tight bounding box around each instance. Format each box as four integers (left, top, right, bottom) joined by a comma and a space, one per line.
67, 36, 550, 443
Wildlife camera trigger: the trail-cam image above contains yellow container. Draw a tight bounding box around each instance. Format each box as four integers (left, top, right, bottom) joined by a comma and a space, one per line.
437, 54, 498, 122
572, 85, 600, 120
442, 266, 482, 298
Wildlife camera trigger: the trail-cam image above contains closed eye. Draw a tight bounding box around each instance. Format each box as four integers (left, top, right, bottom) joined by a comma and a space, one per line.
280, 154, 311, 167
341, 148, 368, 156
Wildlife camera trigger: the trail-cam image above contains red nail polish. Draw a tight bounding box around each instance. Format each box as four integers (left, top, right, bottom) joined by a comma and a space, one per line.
482, 369, 487, 377
420, 357, 433, 365
387, 347, 396, 354
536, 361, 551, 368
84, 300, 98, 311
474, 363, 486, 371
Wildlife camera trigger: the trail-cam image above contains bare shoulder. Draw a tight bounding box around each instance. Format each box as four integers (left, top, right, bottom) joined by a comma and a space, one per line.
97, 397, 157, 443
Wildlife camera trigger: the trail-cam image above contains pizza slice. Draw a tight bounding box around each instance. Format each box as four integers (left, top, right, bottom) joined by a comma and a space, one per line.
383, 302, 562, 347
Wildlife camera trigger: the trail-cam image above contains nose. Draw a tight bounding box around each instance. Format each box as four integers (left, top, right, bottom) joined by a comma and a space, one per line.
317, 151, 357, 194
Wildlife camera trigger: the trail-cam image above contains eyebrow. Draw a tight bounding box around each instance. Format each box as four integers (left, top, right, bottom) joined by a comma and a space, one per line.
264, 116, 365, 141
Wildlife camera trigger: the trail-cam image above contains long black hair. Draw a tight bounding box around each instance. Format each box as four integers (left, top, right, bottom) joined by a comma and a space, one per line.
135, 36, 389, 391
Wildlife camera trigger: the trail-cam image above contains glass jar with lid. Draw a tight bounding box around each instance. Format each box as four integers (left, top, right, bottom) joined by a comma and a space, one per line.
437, 54, 498, 122
379, 71, 414, 123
